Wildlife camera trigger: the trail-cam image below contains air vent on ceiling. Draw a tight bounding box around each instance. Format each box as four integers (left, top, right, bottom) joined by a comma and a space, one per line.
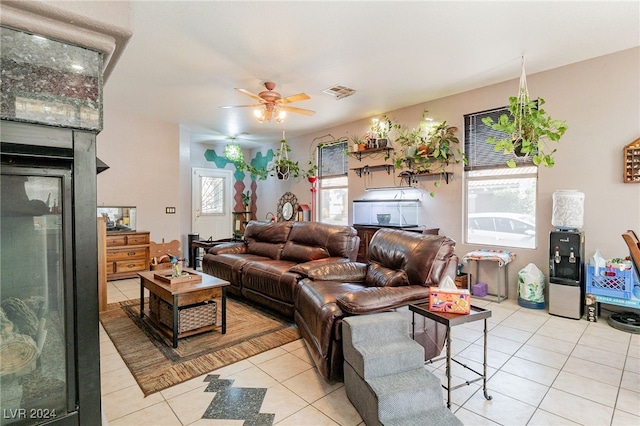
322, 85, 356, 100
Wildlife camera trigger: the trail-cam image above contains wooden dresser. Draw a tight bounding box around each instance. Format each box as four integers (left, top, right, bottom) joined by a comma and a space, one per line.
106, 230, 150, 280
354, 225, 439, 262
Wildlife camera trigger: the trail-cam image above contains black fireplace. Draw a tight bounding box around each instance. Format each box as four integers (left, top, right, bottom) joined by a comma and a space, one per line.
1, 122, 102, 425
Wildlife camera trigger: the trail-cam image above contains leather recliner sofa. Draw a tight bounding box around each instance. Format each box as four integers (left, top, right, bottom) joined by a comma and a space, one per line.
293, 228, 457, 380
202, 220, 360, 317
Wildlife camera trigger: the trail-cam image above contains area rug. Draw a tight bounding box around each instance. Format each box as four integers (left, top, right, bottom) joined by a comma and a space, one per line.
99, 297, 300, 396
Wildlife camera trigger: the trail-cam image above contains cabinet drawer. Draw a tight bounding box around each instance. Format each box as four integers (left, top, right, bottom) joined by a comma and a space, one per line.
106, 236, 127, 247
107, 247, 148, 262
127, 234, 149, 245
114, 259, 147, 273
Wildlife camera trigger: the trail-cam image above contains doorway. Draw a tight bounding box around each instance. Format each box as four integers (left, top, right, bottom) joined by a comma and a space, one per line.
191, 167, 232, 240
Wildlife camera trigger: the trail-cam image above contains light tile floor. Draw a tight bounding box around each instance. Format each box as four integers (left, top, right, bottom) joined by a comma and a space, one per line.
102, 278, 640, 425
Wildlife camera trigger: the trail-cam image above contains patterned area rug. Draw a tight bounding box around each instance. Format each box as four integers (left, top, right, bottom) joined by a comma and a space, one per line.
99, 296, 300, 396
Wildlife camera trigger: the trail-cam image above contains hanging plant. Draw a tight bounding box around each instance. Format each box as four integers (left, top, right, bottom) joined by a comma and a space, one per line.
269, 134, 300, 180
224, 143, 268, 180
482, 58, 568, 168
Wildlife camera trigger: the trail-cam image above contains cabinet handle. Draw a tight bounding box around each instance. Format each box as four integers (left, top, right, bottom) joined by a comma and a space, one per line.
128, 251, 136, 256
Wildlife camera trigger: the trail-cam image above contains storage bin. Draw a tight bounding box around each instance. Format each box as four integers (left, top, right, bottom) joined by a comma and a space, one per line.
472, 282, 488, 297
586, 265, 635, 299
149, 293, 217, 333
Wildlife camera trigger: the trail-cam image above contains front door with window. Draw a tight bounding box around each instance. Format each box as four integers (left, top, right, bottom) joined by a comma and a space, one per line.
192, 167, 232, 240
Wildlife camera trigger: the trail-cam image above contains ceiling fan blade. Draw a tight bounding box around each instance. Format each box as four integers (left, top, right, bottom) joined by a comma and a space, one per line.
220, 103, 263, 109
278, 93, 310, 104
280, 105, 316, 116
235, 88, 266, 103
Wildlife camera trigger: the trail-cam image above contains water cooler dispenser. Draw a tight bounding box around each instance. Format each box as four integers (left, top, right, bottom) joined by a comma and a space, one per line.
548, 190, 586, 319
548, 231, 585, 319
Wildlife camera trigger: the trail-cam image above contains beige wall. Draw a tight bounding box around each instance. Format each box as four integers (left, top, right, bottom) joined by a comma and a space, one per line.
98, 47, 640, 299
96, 109, 181, 243
284, 47, 640, 296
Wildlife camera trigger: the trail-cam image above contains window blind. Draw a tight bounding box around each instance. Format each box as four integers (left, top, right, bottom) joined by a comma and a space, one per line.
319, 140, 348, 177
464, 107, 534, 171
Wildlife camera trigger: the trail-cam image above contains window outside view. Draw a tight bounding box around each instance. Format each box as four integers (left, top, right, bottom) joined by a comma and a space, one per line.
466, 167, 537, 249
318, 141, 348, 225
464, 107, 538, 250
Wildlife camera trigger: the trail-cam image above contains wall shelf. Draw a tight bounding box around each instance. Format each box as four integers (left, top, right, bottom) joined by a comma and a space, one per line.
349, 147, 394, 161
399, 171, 453, 185
624, 137, 640, 183
351, 164, 395, 177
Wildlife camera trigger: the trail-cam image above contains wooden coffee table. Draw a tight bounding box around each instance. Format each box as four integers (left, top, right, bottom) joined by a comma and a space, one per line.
138, 268, 229, 348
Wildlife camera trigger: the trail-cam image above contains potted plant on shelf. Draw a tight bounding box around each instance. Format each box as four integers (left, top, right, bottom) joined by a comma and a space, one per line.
241, 190, 251, 210
369, 116, 396, 148
428, 121, 465, 170
350, 134, 366, 152
482, 58, 568, 168
392, 110, 464, 173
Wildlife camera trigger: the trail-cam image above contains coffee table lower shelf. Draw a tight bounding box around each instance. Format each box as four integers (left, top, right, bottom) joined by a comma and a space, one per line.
138, 269, 229, 348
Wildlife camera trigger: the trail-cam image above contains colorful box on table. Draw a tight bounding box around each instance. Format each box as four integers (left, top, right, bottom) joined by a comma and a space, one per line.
428, 287, 471, 314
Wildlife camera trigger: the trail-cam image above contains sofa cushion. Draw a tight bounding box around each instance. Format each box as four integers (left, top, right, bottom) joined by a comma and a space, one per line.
245, 221, 293, 259
281, 222, 358, 262
368, 228, 456, 287
242, 260, 299, 304
335, 285, 431, 314
201, 252, 269, 293
293, 260, 366, 281
365, 263, 409, 287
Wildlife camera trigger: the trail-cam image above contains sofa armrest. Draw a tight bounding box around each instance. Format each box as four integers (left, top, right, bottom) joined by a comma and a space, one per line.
302, 262, 368, 282
208, 242, 247, 255
336, 285, 430, 314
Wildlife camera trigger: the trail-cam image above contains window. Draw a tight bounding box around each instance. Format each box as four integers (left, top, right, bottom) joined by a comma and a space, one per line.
318, 140, 348, 225
200, 176, 224, 214
464, 108, 537, 249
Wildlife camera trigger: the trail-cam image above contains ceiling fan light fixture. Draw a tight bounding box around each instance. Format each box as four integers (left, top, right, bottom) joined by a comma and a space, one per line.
275, 109, 286, 123
254, 108, 265, 122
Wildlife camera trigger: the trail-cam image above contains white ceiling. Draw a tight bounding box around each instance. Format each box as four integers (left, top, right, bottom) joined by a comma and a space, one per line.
103, 1, 640, 148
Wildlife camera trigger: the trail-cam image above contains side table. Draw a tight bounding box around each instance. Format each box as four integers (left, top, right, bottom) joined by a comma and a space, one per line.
409, 303, 492, 409
190, 238, 233, 270
463, 249, 516, 302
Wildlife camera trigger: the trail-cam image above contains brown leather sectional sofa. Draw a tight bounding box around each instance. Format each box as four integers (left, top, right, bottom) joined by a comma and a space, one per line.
202, 221, 457, 380
202, 220, 360, 317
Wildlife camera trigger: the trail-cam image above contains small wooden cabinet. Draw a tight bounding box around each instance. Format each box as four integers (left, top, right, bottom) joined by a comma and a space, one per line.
106, 230, 150, 280
354, 225, 439, 262
455, 273, 469, 290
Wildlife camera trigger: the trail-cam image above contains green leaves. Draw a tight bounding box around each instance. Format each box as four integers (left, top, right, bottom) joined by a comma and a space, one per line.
483, 94, 568, 168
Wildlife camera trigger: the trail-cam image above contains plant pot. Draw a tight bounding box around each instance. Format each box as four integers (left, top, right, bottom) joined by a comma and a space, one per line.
377, 138, 388, 148
417, 145, 430, 156
276, 165, 290, 180
307, 176, 318, 184
358, 144, 366, 151
405, 146, 417, 157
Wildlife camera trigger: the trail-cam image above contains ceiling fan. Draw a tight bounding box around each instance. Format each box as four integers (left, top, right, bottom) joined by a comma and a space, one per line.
221, 81, 315, 122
